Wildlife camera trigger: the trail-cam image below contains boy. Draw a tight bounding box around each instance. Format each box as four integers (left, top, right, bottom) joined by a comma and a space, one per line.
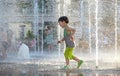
57, 16, 83, 69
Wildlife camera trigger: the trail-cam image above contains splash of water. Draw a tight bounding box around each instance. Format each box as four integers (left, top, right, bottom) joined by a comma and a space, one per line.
41, 0, 44, 54
33, 0, 38, 52
95, 0, 98, 68
115, 0, 118, 62
58, 0, 61, 57
17, 43, 30, 59
88, 0, 92, 54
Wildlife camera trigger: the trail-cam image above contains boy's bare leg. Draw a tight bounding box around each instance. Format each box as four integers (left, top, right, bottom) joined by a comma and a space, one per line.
73, 56, 80, 62
65, 58, 69, 65
73, 56, 83, 68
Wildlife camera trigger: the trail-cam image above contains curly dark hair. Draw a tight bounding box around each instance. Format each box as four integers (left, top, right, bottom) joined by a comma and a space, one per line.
58, 16, 69, 23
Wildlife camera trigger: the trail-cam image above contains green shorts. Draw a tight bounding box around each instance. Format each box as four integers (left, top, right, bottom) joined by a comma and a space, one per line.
64, 47, 74, 60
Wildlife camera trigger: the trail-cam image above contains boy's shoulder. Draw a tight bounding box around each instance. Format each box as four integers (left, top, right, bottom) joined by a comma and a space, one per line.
66, 25, 73, 29
67, 26, 75, 30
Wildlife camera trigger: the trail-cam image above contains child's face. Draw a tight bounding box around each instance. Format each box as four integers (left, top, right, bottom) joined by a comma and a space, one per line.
58, 21, 66, 28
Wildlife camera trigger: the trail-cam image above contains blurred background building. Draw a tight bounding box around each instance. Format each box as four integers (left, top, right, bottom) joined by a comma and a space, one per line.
0, 0, 120, 60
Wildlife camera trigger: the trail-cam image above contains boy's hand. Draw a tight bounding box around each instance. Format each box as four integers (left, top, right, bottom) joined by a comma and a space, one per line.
57, 38, 64, 44
57, 41, 61, 44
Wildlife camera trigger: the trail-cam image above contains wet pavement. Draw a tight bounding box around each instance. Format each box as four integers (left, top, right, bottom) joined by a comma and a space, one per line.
0, 53, 120, 76
0, 63, 120, 76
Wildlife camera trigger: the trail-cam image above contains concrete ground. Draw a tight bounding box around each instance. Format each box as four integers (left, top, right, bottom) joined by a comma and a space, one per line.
0, 52, 120, 76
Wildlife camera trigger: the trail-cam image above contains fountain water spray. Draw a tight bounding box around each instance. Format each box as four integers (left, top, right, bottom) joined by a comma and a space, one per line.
41, 0, 44, 54
88, 0, 92, 55
34, 0, 39, 52
115, 0, 118, 64
17, 43, 29, 59
95, 0, 98, 68
58, 0, 61, 57
80, 0, 84, 41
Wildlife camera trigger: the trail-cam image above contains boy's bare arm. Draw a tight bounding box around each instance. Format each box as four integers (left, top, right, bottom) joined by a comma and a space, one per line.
67, 27, 76, 41
58, 38, 64, 43
68, 27, 76, 36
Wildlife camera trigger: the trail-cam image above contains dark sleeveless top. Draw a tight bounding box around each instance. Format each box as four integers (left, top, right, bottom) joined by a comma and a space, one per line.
64, 27, 75, 48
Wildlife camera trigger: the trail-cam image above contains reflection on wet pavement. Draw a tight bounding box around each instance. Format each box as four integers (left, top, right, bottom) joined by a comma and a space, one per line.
0, 62, 120, 76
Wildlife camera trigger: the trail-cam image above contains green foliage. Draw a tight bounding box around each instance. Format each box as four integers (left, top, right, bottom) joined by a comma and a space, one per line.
26, 30, 35, 40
